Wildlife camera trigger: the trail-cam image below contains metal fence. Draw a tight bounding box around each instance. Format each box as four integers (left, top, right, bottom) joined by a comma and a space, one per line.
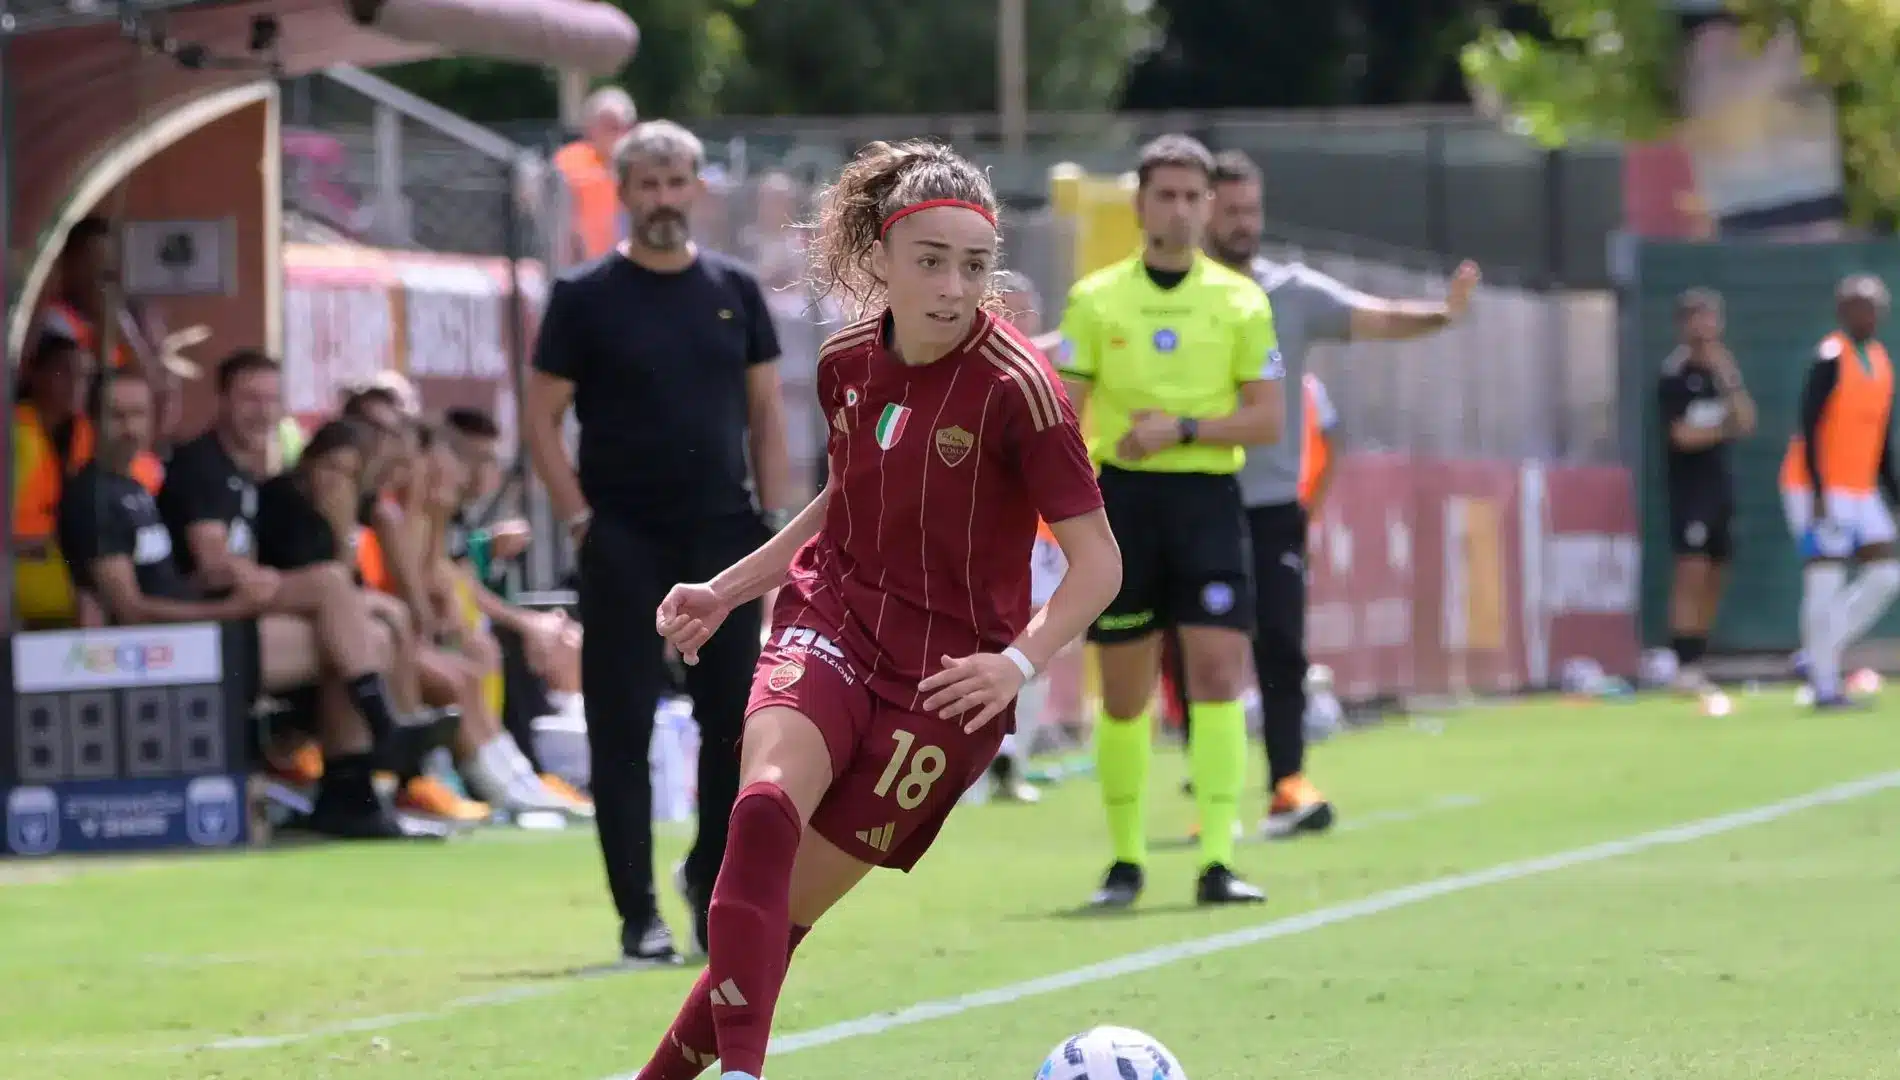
1259, 223, 1620, 465
283, 80, 1623, 588
510, 109, 1623, 289
281, 65, 532, 258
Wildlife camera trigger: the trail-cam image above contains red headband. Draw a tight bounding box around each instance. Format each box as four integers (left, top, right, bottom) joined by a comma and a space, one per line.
879, 199, 997, 238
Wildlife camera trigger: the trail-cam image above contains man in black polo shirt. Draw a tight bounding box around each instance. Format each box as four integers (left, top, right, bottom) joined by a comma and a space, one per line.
59, 373, 404, 838
1657, 288, 1756, 691
526, 118, 795, 963
160, 350, 411, 744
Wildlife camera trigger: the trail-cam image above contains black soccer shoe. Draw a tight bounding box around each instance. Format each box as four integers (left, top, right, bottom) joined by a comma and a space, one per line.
304, 784, 412, 840
620, 916, 683, 966
1087, 861, 1145, 910
1195, 864, 1266, 906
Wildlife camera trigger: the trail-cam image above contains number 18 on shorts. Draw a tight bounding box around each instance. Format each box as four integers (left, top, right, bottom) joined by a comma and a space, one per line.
746, 625, 1004, 870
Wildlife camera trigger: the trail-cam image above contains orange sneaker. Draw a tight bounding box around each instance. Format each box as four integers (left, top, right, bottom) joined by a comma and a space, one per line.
540, 774, 595, 818
266, 741, 325, 786
397, 775, 491, 822
1260, 774, 1334, 839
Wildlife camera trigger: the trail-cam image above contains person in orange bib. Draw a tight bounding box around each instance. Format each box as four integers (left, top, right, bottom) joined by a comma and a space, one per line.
1295, 372, 1338, 512
1779, 274, 1900, 707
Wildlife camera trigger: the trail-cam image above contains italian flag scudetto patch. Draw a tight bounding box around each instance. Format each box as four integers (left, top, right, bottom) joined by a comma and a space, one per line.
875, 403, 911, 449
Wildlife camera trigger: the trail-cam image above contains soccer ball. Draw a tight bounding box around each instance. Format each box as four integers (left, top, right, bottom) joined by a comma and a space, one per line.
1036, 1026, 1185, 1080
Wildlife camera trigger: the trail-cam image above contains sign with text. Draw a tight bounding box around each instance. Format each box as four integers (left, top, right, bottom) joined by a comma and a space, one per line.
3, 625, 251, 856
1306, 453, 1638, 702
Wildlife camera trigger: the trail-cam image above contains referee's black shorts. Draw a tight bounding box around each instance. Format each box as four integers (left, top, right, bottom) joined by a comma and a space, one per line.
1086, 465, 1254, 644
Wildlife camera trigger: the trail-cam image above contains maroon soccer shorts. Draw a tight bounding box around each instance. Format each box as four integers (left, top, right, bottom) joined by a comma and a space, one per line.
745, 625, 1004, 871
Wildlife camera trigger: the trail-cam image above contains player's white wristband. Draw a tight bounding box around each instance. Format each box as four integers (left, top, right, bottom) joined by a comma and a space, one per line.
1001, 646, 1037, 681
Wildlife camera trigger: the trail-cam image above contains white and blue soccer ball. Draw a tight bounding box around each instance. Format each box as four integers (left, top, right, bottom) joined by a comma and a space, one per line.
1036, 1026, 1185, 1080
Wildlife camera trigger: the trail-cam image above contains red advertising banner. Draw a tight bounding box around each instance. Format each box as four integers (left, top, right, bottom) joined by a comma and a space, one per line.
1308, 453, 1639, 702
282, 244, 546, 457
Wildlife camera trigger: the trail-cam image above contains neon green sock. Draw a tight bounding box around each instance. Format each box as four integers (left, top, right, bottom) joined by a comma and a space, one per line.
1188, 699, 1246, 868
1095, 707, 1151, 866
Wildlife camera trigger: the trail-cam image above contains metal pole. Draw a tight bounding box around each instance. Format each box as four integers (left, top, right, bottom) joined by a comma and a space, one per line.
1, 35, 14, 632
998, 0, 1027, 156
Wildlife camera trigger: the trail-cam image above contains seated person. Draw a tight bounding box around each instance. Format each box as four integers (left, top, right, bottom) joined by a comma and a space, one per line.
14, 333, 162, 627
257, 414, 570, 818
57, 373, 406, 839
441, 406, 589, 809
159, 350, 422, 789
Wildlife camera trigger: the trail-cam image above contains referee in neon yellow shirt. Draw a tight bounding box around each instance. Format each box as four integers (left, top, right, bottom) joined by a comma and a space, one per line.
1053, 134, 1286, 908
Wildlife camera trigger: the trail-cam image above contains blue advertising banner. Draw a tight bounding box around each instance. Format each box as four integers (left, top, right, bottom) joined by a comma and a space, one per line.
5, 773, 248, 855
2, 623, 255, 856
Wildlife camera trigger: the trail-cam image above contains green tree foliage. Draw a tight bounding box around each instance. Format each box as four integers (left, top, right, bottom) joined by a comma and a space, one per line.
721, 0, 1146, 114
1461, 0, 1900, 223
378, 0, 747, 124
375, 0, 1141, 124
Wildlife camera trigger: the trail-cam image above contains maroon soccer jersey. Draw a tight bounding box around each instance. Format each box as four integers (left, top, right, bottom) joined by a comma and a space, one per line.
775, 309, 1102, 710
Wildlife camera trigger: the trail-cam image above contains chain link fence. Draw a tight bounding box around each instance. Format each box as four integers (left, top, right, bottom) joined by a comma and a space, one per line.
1259, 224, 1619, 466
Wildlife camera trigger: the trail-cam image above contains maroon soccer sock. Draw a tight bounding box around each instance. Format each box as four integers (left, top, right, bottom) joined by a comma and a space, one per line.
634, 926, 813, 1080
707, 782, 803, 1077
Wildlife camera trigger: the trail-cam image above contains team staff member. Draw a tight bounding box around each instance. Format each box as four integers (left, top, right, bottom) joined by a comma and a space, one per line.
1205, 150, 1478, 838
1657, 290, 1755, 691
1056, 134, 1283, 909
1781, 274, 1900, 708
526, 119, 796, 963
58, 375, 405, 837
12, 335, 161, 626
160, 349, 415, 756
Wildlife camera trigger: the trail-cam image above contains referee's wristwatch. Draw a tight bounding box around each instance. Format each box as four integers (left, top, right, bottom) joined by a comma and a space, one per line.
764, 508, 795, 533
1175, 417, 1200, 445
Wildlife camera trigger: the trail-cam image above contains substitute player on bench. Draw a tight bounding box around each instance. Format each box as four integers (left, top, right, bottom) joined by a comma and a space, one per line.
1056, 134, 1283, 908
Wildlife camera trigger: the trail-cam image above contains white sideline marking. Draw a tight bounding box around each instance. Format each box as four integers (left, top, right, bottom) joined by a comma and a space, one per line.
168, 772, 1896, 1061
743, 770, 1900, 1063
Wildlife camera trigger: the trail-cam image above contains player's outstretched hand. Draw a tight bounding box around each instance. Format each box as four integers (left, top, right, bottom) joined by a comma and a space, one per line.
919, 652, 1027, 733
656, 583, 730, 666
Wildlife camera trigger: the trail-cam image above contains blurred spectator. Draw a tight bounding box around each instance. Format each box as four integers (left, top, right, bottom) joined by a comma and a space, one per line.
430, 408, 591, 814
13, 334, 162, 627
39, 217, 185, 441
995, 270, 1045, 336
553, 86, 636, 264
1297, 373, 1340, 516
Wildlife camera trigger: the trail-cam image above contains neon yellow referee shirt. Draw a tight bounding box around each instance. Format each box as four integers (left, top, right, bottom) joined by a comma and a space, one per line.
1053, 254, 1283, 474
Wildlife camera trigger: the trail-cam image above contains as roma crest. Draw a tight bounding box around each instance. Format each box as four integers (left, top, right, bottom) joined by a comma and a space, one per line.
766, 659, 804, 692
934, 425, 975, 467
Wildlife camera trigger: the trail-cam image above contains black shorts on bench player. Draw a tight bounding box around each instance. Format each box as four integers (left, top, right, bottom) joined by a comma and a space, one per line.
1055, 134, 1283, 909
72, 371, 409, 839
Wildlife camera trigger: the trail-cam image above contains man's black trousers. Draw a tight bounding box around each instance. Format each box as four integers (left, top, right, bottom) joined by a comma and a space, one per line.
578, 510, 765, 929
1248, 500, 1310, 788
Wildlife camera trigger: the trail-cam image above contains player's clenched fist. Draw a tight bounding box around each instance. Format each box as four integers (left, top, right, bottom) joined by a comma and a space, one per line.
919, 652, 1027, 732
656, 582, 730, 665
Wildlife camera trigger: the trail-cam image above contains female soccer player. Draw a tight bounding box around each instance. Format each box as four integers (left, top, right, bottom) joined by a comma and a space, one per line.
640, 140, 1121, 1080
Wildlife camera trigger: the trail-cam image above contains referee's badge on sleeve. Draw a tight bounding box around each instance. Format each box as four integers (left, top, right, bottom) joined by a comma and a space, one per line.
1051, 336, 1075, 368
1262, 348, 1286, 380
